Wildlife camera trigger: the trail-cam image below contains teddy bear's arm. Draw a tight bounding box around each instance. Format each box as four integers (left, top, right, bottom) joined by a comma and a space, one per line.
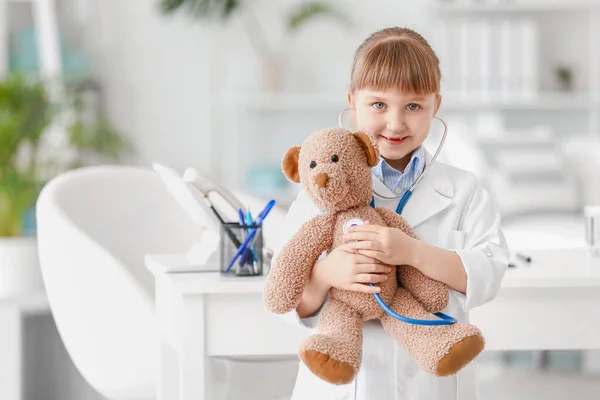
264, 213, 336, 314
374, 207, 449, 313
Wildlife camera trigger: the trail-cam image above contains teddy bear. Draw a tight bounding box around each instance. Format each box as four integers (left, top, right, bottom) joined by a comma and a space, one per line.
263, 127, 485, 385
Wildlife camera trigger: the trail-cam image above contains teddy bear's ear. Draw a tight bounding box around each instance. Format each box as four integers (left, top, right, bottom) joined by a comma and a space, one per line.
353, 132, 378, 167
282, 145, 301, 183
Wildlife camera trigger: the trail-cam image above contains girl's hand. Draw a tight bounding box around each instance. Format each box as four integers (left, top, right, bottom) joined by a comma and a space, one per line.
343, 221, 417, 266
313, 243, 392, 294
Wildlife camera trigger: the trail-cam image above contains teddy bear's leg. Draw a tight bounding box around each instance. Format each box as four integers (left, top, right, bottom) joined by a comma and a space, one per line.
397, 265, 449, 313
299, 298, 363, 385
380, 287, 484, 377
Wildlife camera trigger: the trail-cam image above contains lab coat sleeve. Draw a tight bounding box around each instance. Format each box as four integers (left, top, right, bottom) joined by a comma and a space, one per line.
451, 174, 510, 311
269, 190, 325, 330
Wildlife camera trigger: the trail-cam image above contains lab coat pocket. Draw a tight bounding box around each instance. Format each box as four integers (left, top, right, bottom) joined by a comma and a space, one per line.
448, 230, 467, 250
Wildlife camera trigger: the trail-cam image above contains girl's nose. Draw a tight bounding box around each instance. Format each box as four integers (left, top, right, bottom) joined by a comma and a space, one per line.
386, 114, 406, 132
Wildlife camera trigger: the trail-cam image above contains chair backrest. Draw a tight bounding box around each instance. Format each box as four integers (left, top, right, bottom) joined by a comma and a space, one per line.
36, 165, 204, 400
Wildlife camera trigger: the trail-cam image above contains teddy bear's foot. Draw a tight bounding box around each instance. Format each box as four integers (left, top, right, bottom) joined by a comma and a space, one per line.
299, 298, 363, 385
300, 335, 357, 385
436, 331, 484, 376
381, 287, 484, 377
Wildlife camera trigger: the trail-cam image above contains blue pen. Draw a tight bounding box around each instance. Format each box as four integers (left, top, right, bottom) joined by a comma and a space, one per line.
245, 209, 254, 256
236, 208, 253, 273
238, 209, 255, 273
225, 200, 276, 273
245, 209, 259, 273
238, 209, 246, 227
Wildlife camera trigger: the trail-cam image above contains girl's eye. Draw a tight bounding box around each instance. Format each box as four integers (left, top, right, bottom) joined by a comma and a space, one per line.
407, 103, 421, 111
310, 160, 317, 169
371, 102, 385, 110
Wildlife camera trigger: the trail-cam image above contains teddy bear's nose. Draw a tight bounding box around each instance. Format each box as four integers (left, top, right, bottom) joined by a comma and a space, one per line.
315, 173, 329, 188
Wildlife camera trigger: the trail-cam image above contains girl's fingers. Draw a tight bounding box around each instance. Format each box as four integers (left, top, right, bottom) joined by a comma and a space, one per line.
353, 253, 385, 265
356, 263, 392, 274
355, 273, 388, 284
355, 249, 383, 261
347, 240, 381, 251
344, 231, 378, 242
349, 283, 381, 294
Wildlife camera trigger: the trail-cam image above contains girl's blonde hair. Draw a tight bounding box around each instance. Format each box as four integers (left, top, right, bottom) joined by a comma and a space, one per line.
350, 27, 441, 95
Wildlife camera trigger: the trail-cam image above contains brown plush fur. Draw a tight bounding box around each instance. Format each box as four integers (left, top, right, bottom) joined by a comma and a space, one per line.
263, 127, 484, 385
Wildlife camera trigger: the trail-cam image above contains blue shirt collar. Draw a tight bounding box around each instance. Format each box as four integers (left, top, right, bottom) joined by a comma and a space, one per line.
372, 146, 426, 194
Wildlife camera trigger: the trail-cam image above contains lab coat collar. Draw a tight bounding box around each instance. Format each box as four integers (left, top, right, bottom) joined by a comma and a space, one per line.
372, 148, 455, 228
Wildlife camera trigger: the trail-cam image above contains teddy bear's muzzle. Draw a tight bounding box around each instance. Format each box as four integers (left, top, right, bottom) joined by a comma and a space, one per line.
314, 173, 329, 188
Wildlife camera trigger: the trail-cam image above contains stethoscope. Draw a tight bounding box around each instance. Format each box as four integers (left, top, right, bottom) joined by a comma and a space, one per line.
338, 108, 456, 325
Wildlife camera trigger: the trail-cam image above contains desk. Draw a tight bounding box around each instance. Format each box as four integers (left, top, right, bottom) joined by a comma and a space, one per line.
146, 247, 600, 400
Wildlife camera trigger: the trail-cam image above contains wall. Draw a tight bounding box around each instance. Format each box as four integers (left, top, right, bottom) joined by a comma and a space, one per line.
83, 0, 435, 179
81, 0, 595, 190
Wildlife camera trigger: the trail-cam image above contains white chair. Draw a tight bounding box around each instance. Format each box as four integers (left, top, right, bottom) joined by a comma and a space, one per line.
36, 165, 205, 400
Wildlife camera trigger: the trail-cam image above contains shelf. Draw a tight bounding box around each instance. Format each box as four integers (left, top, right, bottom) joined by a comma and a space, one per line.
221, 91, 599, 112
441, 91, 600, 111
434, 0, 600, 14
220, 92, 346, 111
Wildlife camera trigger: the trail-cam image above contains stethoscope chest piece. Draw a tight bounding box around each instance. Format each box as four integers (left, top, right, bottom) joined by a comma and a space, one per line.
343, 218, 365, 234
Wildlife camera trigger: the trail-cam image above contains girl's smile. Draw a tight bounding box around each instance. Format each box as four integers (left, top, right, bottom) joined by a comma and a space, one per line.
379, 134, 408, 145
347, 89, 441, 171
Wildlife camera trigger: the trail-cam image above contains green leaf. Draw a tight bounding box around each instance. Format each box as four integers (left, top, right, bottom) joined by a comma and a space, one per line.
160, 0, 186, 14
67, 117, 133, 161
222, 0, 239, 18
0, 170, 38, 237
157, 0, 240, 20
287, 2, 349, 33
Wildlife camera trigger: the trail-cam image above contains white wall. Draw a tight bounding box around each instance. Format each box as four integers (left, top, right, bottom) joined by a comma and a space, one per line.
79, 0, 596, 191
83, 0, 437, 180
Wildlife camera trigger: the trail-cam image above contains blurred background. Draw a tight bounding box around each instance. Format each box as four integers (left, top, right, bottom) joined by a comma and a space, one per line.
2, 0, 600, 399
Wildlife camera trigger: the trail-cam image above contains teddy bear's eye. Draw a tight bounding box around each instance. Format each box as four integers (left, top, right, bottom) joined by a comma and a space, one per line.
331, 154, 339, 162
310, 160, 317, 169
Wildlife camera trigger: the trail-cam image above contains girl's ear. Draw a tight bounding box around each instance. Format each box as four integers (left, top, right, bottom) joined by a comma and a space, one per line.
353, 132, 378, 167
434, 93, 442, 115
282, 145, 301, 183
347, 91, 354, 107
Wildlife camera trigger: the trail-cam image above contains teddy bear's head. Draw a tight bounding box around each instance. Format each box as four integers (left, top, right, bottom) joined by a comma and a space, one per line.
282, 127, 379, 212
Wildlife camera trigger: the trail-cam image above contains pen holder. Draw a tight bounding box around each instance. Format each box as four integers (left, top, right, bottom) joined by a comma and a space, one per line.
220, 222, 264, 277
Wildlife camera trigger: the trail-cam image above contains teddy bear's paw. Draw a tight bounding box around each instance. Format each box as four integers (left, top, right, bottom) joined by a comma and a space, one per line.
299, 334, 360, 385
435, 328, 484, 376
301, 349, 356, 385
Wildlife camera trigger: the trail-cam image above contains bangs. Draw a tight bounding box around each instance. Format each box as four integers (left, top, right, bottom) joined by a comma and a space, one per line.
351, 38, 440, 95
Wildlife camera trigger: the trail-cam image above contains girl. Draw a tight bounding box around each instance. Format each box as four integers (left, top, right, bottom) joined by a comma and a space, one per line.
271, 27, 509, 400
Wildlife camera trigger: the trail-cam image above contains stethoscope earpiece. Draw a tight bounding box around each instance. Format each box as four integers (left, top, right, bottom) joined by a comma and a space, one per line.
338, 107, 354, 130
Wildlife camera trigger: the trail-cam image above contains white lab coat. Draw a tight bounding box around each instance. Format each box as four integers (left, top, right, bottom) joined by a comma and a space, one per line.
271, 149, 510, 400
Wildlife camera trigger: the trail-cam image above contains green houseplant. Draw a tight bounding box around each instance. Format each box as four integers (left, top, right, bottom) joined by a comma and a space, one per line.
0, 75, 131, 298
0, 75, 132, 238
555, 64, 573, 92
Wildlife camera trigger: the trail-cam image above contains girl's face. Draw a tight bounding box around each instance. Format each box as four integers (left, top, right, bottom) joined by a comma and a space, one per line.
347, 88, 441, 171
